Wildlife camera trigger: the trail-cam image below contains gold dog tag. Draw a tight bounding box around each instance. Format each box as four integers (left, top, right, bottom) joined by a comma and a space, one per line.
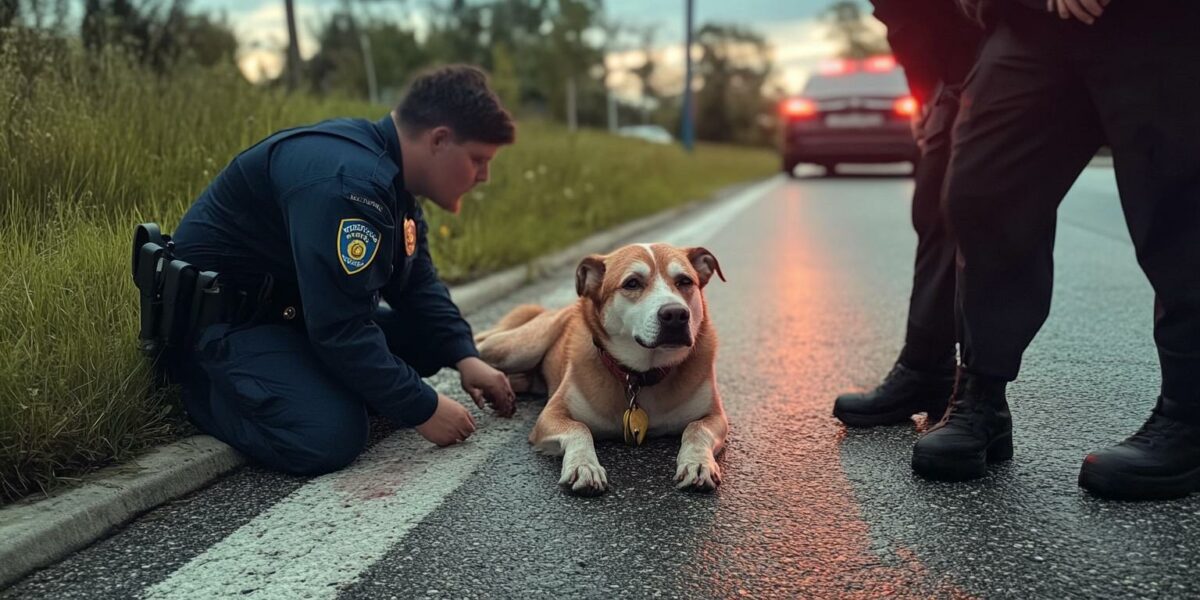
623, 406, 649, 446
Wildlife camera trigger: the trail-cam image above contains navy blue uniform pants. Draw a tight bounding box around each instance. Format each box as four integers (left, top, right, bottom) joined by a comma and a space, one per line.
178, 306, 438, 475
898, 87, 962, 374
946, 3, 1200, 404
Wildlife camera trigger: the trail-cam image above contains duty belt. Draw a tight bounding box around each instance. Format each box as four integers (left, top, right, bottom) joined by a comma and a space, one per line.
131, 223, 303, 364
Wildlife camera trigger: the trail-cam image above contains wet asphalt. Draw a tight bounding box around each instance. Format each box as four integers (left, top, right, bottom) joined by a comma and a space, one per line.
5, 165, 1197, 600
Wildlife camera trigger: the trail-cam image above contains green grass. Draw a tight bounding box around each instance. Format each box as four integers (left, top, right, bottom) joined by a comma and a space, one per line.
0, 35, 775, 504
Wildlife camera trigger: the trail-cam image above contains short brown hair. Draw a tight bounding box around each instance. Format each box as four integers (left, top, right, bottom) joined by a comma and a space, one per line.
396, 65, 516, 145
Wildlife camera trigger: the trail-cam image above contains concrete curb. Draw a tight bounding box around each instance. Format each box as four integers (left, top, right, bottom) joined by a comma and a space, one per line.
0, 436, 243, 588
0, 178, 765, 590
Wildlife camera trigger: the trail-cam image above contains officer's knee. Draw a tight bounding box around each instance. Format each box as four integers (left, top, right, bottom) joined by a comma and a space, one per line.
278, 414, 369, 476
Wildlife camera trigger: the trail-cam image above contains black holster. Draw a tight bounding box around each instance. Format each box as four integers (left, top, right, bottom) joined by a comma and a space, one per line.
131, 223, 304, 373
131, 223, 221, 366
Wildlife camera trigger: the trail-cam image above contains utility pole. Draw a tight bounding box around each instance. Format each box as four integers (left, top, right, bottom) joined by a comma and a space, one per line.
681, 0, 695, 152
359, 31, 378, 105
284, 0, 302, 92
607, 88, 618, 132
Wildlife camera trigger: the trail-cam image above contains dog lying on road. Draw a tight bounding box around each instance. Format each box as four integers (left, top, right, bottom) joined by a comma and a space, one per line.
474, 243, 728, 495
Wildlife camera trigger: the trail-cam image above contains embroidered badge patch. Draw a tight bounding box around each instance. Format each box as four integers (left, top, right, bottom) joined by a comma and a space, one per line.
338, 218, 381, 275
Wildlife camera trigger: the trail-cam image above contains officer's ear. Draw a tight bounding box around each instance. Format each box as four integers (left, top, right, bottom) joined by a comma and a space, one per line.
429, 126, 454, 153
575, 255, 606, 299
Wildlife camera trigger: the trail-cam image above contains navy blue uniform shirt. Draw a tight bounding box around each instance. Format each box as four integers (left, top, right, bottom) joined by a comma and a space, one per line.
173, 115, 478, 426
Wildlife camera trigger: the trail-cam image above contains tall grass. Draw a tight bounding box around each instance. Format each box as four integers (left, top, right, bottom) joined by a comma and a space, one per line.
0, 30, 775, 504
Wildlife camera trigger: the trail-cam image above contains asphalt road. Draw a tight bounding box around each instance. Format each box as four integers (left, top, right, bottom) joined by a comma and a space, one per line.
7, 163, 1197, 600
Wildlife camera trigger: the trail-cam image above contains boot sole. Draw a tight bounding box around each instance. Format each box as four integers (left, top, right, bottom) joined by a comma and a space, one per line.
1078, 461, 1200, 501
834, 404, 948, 429
912, 433, 1013, 482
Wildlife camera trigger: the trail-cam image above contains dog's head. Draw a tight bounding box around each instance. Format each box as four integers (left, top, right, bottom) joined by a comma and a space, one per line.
575, 243, 725, 369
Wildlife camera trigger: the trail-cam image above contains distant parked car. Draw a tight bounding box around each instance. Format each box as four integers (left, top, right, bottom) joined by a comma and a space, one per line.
617, 125, 674, 145
779, 55, 919, 176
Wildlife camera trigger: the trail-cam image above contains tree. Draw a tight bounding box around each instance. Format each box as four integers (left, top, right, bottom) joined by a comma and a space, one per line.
629, 25, 658, 109
822, 0, 888, 59
80, 0, 237, 71
304, 3, 430, 101
1, 0, 19, 28
693, 23, 773, 145
284, 0, 301, 90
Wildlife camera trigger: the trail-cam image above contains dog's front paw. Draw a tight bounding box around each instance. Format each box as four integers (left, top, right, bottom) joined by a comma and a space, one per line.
559, 459, 608, 496
675, 456, 721, 492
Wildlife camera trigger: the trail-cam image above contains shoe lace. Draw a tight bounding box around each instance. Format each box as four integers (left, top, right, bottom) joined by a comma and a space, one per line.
1126, 408, 1190, 449
937, 391, 976, 427
876, 363, 909, 396
931, 377, 998, 431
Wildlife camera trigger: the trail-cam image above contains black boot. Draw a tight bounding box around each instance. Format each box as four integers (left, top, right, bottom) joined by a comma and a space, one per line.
833, 362, 955, 428
912, 371, 1012, 481
1078, 396, 1200, 500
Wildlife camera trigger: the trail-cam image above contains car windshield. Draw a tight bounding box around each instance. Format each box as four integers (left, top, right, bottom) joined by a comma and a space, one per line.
802, 70, 909, 99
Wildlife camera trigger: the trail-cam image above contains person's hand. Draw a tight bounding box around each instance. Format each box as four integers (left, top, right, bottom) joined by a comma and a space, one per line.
457, 356, 516, 417
1048, 0, 1111, 25
910, 104, 932, 153
415, 394, 477, 446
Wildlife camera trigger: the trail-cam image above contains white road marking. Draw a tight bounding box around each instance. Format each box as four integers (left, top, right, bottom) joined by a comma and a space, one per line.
144, 419, 525, 599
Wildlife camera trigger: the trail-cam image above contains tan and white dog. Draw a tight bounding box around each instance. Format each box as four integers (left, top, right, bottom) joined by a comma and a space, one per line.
474, 243, 728, 495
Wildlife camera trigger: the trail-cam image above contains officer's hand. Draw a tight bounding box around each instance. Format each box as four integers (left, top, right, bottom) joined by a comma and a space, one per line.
457, 357, 516, 418
415, 394, 477, 447
1049, 0, 1111, 25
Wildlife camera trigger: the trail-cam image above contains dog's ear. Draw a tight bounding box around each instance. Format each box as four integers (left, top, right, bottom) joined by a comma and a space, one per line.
575, 254, 607, 298
687, 247, 725, 288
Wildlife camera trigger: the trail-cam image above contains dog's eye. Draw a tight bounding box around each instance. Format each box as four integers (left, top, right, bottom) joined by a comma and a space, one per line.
676, 277, 694, 288
622, 278, 642, 291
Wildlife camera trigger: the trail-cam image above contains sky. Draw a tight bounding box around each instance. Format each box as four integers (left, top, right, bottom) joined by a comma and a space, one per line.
192, 0, 877, 97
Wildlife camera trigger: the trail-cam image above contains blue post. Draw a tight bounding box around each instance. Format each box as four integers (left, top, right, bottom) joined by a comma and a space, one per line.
681, 0, 695, 153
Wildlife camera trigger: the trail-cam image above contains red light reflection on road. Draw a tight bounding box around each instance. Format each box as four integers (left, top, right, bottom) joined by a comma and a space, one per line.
693, 187, 973, 598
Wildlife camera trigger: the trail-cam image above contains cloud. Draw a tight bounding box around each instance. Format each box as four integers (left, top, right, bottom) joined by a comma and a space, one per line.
604, 16, 851, 102
231, 2, 321, 82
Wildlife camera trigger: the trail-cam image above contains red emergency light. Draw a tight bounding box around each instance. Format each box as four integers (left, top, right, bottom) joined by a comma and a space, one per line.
864, 55, 897, 72
818, 58, 857, 76
780, 98, 818, 119
894, 95, 919, 117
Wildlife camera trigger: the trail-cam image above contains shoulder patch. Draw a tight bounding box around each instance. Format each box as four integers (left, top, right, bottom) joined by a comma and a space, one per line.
338, 218, 381, 275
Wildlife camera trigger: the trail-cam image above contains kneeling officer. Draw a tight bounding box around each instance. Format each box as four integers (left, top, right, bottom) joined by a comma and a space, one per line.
160, 65, 516, 475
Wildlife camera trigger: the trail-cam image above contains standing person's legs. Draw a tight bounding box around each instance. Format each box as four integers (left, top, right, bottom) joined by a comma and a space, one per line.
181, 323, 370, 475
1077, 2, 1200, 499
900, 87, 963, 373
914, 13, 1103, 480
833, 91, 962, 428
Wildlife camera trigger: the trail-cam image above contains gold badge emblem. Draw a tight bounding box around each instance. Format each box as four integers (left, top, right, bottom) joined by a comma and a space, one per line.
403, 218, 417, 256
347, 240, 367, 260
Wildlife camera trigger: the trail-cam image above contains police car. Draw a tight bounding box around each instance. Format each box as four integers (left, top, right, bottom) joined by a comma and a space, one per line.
780, 55, 919, 176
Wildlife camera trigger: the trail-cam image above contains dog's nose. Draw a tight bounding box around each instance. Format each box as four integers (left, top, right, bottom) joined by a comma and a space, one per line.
658, 304, 690, 326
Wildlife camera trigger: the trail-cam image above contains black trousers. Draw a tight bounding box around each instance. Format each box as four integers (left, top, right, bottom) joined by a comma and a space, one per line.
178, 305, 441, 475
945, 3, 1200, 403
898, 87, 962, 373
